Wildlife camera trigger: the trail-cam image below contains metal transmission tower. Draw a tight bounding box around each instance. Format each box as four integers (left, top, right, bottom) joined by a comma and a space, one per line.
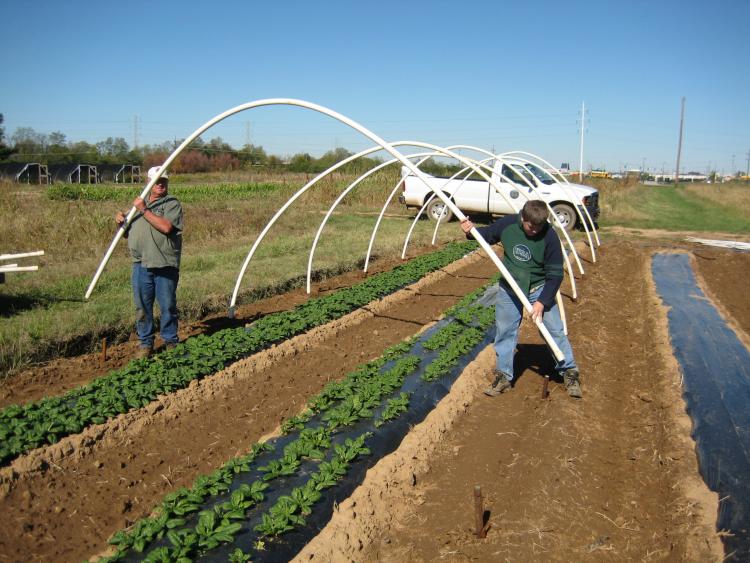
674, 97, 685, 183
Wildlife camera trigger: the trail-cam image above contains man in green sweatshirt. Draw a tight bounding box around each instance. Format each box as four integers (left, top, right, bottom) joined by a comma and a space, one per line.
461, 199, 581, 398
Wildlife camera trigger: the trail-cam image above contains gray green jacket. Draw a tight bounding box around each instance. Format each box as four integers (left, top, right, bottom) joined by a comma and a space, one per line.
126, 194, 183, 269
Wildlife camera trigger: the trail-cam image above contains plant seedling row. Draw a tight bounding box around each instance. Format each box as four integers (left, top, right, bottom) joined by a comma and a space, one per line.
0, 241, 479, 467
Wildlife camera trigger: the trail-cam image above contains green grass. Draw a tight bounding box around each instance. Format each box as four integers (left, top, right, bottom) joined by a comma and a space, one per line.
0, 170, 464, 376
46, 182, 284, 203
597, 182, 750, 233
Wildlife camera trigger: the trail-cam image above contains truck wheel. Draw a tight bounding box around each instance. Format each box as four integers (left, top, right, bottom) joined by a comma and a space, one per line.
426, 198, 454, 222
551, 202, 577, 230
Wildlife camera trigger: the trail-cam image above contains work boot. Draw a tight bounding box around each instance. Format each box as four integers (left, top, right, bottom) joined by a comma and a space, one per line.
484, 371, 512, 397
136, 346, 153, 360
562, 369, 583, 399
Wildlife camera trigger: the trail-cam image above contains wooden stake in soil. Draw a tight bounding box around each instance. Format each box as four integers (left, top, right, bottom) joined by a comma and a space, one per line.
100, 337, 107, 366
542, 375, 550, 399
474, 485, 488, 538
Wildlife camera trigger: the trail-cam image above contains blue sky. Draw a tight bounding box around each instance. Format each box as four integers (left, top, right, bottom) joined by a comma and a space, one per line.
1, 0, 748, 174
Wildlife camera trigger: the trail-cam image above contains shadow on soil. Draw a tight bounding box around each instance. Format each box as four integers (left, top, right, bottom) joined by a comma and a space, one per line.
513, 343, 559, 382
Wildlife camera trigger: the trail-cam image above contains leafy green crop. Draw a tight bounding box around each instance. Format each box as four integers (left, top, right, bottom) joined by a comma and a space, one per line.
101, 276, 496, 562
0, 241, 479, 467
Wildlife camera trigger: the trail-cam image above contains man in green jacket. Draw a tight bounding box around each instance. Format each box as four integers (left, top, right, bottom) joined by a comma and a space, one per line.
116, 166, 183, 358
461, 199, 581, 398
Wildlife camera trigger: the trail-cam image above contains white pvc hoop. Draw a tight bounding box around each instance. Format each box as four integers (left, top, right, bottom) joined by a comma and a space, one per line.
501, 151, 601, 249
401, 155, 577, 300
423, 145, 585, 276
86, 99, 565, 362
306, 148, 444, 294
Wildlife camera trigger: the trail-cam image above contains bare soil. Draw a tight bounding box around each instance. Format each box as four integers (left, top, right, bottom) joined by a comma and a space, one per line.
1, 233, 748, 562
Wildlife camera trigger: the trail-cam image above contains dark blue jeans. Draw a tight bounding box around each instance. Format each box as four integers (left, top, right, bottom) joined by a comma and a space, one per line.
131, 263, 179, 349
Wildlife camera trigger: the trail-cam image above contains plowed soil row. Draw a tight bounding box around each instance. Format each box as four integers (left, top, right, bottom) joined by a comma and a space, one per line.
0, 247, 497, 562
295, 238, 750, 562
2, 235, 747, 562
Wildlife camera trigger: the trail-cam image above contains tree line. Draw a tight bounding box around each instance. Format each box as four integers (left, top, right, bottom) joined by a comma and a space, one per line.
0, 114, 465, 177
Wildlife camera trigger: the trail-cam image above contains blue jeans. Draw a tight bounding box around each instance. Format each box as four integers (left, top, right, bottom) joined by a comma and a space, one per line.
494, 282, 576, 380
131, 263, 179, 349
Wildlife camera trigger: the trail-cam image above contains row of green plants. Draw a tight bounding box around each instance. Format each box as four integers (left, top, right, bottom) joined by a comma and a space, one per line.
95, 282, 496, 562
0, 241, 478, 467
45, 182, 283, 202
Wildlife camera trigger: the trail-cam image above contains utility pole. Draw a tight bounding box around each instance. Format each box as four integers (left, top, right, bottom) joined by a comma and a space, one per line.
731, 154, 736, 175
133, 115, 140, 149
746, 149, 750, 177
675, 97, 685, 183
578, 101, 586, 182
245, 122, 251, 147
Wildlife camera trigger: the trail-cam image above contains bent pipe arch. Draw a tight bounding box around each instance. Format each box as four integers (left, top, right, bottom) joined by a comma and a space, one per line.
501, 150, 600, 248
222, 110, 563, 361
306, 148, 448, 294
502, 157, 595, 267
501, 150, 600, 249
502, 156, 596, 264
409, 150, 582, 292
403, 155, 577, 301
426, 145, 585, 276
86, 99, 563, 362
401, 157, 490, 257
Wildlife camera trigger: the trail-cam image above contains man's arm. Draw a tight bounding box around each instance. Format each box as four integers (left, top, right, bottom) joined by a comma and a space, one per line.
460, 214, 516, 244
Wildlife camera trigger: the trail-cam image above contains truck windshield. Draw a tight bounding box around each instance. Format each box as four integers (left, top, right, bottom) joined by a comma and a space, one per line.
501, 164, 534, 186
526, 164, 557, 185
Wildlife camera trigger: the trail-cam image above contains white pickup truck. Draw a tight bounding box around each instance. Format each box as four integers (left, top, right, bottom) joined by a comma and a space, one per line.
398, 160, 599, 230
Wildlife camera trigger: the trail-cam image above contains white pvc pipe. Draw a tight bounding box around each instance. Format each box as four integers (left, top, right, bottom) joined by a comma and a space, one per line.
430, 158, 494, 246
364, 151, 452, 272
307, 149, 443, 293
556, 291, 567, 335
0, 250, 44, 262
87, 99, 565, 362
408, 154, 578, 300
502, 151, 601, 248
433, 146, 585, 276
0, 266, 38, 272
401, 162, 483, 259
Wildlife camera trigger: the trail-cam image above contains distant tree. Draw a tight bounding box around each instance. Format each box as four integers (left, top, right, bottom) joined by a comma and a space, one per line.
288, 152, 315, 173
209, 152, 241, 171
206, 137, 235, 155
174, 149, 210, 173
11, 127, 47, 157
47, 131, 70, 165
316, 147, 353, 172
96, 137, 131, 164
267, 155, 284, 169
238, 143, 268, 167
0, 114, 13, 160
69, 140, 99, 163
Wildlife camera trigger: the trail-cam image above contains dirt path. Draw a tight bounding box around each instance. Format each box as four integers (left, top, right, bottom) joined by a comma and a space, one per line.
0, 249, 496, 562
296, 238, 734, 562
0, 235, 744, 562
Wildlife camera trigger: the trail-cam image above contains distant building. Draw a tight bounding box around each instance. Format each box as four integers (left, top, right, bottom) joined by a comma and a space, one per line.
0, 162, 49, 184
97, 164, 141, 183
48, 164, 98, 184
